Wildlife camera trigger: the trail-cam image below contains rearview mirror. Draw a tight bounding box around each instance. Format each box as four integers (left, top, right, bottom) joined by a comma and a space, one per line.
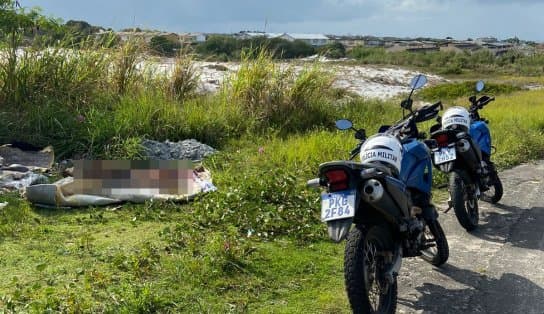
410, 74, 428, 90
335, 119, 353, 130
476, 80, 485, 92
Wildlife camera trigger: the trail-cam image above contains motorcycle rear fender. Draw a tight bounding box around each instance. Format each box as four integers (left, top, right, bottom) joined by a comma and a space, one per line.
437, 161, 454, 173
326, 218, 353, 243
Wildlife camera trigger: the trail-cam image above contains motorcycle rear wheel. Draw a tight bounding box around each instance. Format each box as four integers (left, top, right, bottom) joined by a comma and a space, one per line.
344, 225, 397, 314
450, 171, 479, 231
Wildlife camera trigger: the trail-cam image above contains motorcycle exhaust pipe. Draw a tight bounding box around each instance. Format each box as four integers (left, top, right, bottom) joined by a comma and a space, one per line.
457, 139, 471, 152
362, 179, 384, 203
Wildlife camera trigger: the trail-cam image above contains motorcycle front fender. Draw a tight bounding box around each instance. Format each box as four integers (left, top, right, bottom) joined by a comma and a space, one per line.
422, 205, 439, 221
327, 218, 353, 243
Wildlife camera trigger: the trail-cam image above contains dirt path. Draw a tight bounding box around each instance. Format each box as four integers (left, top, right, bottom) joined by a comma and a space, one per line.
397, 161, 544, 314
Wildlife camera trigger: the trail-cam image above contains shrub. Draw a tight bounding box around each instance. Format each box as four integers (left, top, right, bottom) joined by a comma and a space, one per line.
149, 35, 181, 57
195, 35, 316, 60
168, 49, 200, 101
196, 35, 238, 59
318, 41, 346, 59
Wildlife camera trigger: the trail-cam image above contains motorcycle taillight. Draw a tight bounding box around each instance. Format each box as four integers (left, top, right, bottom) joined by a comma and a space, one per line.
324, 169, 349, 191
435, 133, 449, 147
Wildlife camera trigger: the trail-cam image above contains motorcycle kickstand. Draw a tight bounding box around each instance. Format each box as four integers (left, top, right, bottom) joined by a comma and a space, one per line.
444, 198, 453, 213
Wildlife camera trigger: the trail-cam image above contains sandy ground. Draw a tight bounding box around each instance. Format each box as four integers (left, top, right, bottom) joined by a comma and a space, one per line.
146, 57, 448, 100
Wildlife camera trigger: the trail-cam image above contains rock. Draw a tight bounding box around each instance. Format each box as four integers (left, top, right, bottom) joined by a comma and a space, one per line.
141, 139, 216, 161
0, 171, 49, 191
205, 64, 229, 71
0, 144, 54, 171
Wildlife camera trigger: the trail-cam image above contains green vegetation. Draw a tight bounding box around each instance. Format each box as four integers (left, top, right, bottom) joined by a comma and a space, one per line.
318, 41, 346, 59
419, 81, 522, 101
1, 2, 544, 312
348, 46, 544, 76
196, 35, 318, 61
150, 35, 181, 57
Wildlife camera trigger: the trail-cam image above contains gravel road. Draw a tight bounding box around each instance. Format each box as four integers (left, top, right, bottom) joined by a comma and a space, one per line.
397, 160, 544, 314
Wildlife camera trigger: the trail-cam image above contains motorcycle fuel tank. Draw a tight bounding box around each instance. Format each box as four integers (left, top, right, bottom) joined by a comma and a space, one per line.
470, 121, 491, 155
400, 139, 433, 194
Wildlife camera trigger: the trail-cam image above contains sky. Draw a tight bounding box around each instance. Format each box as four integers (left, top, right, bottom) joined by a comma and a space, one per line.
19, 0, 544, 42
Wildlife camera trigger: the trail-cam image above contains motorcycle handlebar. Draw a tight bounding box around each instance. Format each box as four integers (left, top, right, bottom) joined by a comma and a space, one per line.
387, 101, 441, 138
471, 95, 495, 111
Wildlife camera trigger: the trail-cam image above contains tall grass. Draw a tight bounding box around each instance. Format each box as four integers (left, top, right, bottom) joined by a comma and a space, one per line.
227, 48, 337, 134
477, 89, 544, 167
0, 46, 111, 158
110, 38, 144, 95
0, 44, 339, 158
168, 49, 201, 101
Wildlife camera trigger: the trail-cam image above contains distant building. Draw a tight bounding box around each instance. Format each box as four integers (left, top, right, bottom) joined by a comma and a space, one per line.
483, 42, 514, 56
280, 33, 330, 46
328, 35, 364, 49
440, 41, 481, 53
364, 39, 385, 47
117, 31, 168, 43
386, 40, 439, 53
235, 31, 283, 40
180, 32, 206, 44
116, 31, 208, 46
235, 31, 330, 46
476, 37, 498, 44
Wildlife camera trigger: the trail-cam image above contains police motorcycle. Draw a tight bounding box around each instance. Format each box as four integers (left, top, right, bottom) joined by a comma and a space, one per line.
307, 74, 448, 313
428, 80, 503, 232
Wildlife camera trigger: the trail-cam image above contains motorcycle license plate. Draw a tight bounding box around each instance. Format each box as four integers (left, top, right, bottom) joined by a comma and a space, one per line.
321, 190, 356, 222
434, 147, 456, 165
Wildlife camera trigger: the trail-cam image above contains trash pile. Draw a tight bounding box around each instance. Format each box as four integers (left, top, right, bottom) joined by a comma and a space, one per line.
0, 139, 218, 208
0, 143, 53, 192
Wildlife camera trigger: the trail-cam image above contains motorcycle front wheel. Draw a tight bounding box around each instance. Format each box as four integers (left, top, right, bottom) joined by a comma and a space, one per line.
419, 219, 449, 266
450, 171, 479, 231
482, 173, 503, 204
344, 224, 397, 314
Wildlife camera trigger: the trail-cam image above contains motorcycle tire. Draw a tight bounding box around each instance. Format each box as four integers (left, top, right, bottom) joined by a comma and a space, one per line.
344, 224, 397, 314
450, 171, 479, 231
482, 173, 503, 204
419, 220, 449, 266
